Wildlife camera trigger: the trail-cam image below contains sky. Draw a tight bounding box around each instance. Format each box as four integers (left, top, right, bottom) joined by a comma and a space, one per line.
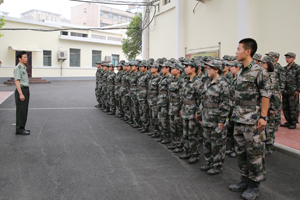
0, 0, 135, 19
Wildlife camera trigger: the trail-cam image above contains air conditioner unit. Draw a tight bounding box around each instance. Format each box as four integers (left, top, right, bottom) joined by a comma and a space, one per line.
58, 50, 67, 60
105, 56, 112, 62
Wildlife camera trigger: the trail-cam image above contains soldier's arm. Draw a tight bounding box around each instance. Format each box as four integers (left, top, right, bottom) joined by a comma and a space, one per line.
295, 65, 300, 93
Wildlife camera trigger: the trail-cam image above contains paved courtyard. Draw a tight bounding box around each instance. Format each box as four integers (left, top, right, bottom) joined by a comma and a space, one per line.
0, 81, 299, 200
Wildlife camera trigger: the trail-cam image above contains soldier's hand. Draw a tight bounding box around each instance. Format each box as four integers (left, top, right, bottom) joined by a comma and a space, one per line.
180, 110, 182, 117
195, 114, 199, 121
257, 118, 267, 132
295, 91, 299, 99
19, 94, 25, 102
218, 123, 225, 130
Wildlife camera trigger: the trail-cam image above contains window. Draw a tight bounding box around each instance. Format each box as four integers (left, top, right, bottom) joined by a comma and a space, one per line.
126, 18, 131, 22
112, 54, 119, 66
61, 31, 68, 35
70, 49, 80, 67
118, 15, 122, 21
91, 34, 106, 40
92, 50, 102, 67
83, 23, 86, 25
43, 50, 51, 66
107, 36, 121, 42
70, 32, 88, 38
108, 13, 113, 19
164, 0, 171, 5
100, 11, 104, 17
84, 11, 87, 13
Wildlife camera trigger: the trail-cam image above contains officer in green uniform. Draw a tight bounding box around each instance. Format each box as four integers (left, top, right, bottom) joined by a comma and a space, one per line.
14, 51, 30, 135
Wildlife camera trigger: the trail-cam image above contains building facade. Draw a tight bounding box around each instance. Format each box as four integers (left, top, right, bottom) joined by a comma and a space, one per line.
21, 9, 71, 24
71, 4, 136, 27
143, 0, 300, 65
0, 16, 139, 83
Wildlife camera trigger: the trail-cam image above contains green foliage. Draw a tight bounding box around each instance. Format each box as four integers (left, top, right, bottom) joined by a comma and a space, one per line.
0, 15, 5, 38
122, 13, 142, 60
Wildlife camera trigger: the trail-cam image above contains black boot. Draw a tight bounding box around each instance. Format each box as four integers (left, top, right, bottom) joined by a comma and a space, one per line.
229, 176, 250, 192
241, 180, 260, 200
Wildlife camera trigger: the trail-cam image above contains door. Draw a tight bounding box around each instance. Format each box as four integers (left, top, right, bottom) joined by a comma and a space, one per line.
112, 54, 119, 66
16, 51, 32, 77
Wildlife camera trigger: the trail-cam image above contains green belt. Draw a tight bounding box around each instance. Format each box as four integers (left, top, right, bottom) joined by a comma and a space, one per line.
235, 99, 260, 106
148, 91, 158, 95
170, 98, 180, 102
183, 100, 196, 105
204, 103, 219, 108
159, 91, 168, 95
139, 87, 147, 90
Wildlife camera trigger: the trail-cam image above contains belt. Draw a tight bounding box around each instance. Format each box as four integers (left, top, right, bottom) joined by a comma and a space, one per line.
159, 91, 168, 95
116, 83, 121, 86
139, 87, 147, 90
21, 85, 29, 88
204, 103, 219, 108
235, 99, 260, 106
148, 91, 158, 95
170, 98, 180, 103
131, 86, 138, 88
183, 100, 196, 105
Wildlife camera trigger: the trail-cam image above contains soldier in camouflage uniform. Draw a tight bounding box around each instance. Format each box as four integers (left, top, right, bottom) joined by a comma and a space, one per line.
137, 61, 151, 133
280, 52, 300, 129
198, 60, 230, 175
115, 62, 125, 118
100, 63, 110, 112
130, 61, 141, 128
106, 64, 116, 115
229, 39, 271, 200
156, 61, 174, 144
148, 63, 162, 138
167, 62, 185, 153
260, 56, 281, 154
120, 63, 131, 122
223, 60, 233, 84
97, 62, 105, 110
179, 61, 202, 164
253, 53, 262, 65
95, 62, 102, 108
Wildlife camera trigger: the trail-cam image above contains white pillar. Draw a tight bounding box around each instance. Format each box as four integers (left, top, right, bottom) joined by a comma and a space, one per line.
142, 0, 149, 60
175, 0, 184, 58
238, 0, 252, 40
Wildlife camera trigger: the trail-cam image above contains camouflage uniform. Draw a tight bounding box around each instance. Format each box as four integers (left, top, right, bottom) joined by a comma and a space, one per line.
120, 69, 131, 122
282, 58, 300, 126
97, 66, 105, 108
115, 67, 124, 117
231, 60, 271, 182
199, 74, 230, 172
101, 67, 110, 112
95, 67, 102, 106
130, 66, 140, 128
106, 67, 116, 114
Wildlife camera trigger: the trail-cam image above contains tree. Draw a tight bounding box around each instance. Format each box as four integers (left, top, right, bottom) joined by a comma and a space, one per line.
122, 13, 142, 60
0, 0, 5, 38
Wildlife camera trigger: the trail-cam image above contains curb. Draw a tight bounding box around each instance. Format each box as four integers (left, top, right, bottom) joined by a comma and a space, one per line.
274, 143, 300, 159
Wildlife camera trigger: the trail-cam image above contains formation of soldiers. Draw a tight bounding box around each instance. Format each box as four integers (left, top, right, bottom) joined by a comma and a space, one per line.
94, 49, 299, 199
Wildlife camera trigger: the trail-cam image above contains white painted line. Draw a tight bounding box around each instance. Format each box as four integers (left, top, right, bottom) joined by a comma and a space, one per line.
0, 92, 14, 105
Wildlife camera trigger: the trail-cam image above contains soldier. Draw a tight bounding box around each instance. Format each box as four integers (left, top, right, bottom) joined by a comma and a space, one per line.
148, 63, 162, 138
126, 63, 134, 124
168, 62, 185, 153
115, 62, 125, 118
156, 61, 174, 144
253, 53, 262, 65
179, 61, 202, 164
130, 61, 141, 128
106, 64, 116, 115
280, 52, 300, 129
198, 59, 230, 175
137, 61, 151, 133
223, 60, 233, 84
97, 62, 105, 110
100, 63, 110, 112
95, 61, 102, 108
260, 56, 281, 154
120, 63, 131, 122
229, 38, 271, 200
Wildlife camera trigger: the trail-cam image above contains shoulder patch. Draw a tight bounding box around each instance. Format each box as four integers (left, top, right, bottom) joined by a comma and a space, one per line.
18, 65, 21, 68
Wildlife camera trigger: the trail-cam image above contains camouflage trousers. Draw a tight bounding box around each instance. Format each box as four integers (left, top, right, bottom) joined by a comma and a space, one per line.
139, 100, 149, 129
182, 119, 200, 157
122, 95, 131, 121
170, 115, 183, 147
233, 123, 266, 182
282, 95, 299, 124
100, 86, 108, 109
227, 121, 235, 151
275, 99, 281, 125
150, 105, 159, 133
265, 116, 277, 151
131, 96, 140, 126
115, 94, 124, 116
158, 106, 170, 139
203, 126, 226, 169
107, 91, 115, 113
95, 87, 101, 104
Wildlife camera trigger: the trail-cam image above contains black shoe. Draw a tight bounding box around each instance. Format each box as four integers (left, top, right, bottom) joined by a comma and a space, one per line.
187, 156, 199, 164
167, 145, 176, 150
137, 127, 143, 131
229, 176, 250, 192
95, 104, 100, 108
288, 124, 297, 129
207, 167, 222, 175
161, 138, 170, 144
173, 148, 184, 153
140, 128, 149, 133
179, 154, 191, 159
200, 163, 213, 171
155, 137, 163, 142
151, 134, 160, 138
226, 149, 233, 155
132, 124, 140, 128
229, 152, 237, 158
148, 132, 154, 136
280, 122, 290, 127
241, 180, 260, 200
107, 112, 115, 115
16, 130, 30, 135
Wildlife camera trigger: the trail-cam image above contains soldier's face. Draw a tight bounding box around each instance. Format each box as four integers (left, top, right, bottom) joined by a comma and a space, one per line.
151, 67, 158, 73
236, 43, 250, 61
19, 54, 28, 64
230, 65, 239, 75
261, 62, 268, 70
171, 68, 179, 76
286, 56, 295, 64
207, 67, 218, 77
96, 64, 101, 69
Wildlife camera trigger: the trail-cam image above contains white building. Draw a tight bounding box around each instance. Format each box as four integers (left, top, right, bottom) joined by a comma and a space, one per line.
0, 16, 139, 83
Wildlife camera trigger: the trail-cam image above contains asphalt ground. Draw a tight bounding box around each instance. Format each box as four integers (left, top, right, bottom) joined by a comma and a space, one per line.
0, 81, 299, 200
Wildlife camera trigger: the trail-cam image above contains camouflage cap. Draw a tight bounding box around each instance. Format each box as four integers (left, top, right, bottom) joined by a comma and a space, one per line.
274, 52, 280, 58
124, 62, 130, 66
261, 56, 275, 63
214, 57, 221, 61
183, 61, 198, 70
178, 57, 185, 62
222, 55, 230, 60
284, 52, 296, 58
95, 61, 102, 64
108, 63, 115, 68
223, 60, 232, 66
205, 60, 223, 71
231, 60, 242, 68
119, 60, 125, 64
265, 52, 275, 57
161, 61, 172, 67
203, 56, 213, 62
170, 58, 176, 63
228, 56, 236, 61
139, 61, 148, 67
170, 62, 184, 72
253, 54, 262, 61
184, 58, 191, 62
162, 57, 167, 62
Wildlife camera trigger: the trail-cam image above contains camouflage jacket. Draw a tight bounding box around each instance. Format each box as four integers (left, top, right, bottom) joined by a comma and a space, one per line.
130, 71, 139, 99
274, 62, 285, 93
268, 71, 281, 112
101, 70, 110, 94
147, 73, 162, 106
223, 71, 233, 85
138, 71, 150, 101
228, 77, 237, 118
114, 70, 124, 96
120, 71, 130, 97
168, 75, 184, 116
157, 74, 174, 107
282, 62, 300, 96
97, 68, 104, 89
95, 68, 101, 88
231, 61, 271, 125
198, 76, 230, 127
181, 75, 202, 120
106, 71, 116, 92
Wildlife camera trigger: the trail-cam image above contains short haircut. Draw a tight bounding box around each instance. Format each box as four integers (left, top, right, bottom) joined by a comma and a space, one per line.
267, 62, 274, 72
239, 38, 258, 57
17, 51, 27, 61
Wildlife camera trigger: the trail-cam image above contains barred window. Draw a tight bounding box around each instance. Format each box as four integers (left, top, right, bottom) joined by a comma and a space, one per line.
107, 36, 121, 42
70, 32, 88, 38
126, 17, 131, 22
70, 49, 80, 67
92, 50, 101, 67
108, 13, 113, 19
100, 11, 104, 17
43, 50, 51, 66
164, 0, 171, 5
91, 34, 106, 40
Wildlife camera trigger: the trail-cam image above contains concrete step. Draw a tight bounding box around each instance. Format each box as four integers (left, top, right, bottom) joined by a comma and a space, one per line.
4, 77, 51, 85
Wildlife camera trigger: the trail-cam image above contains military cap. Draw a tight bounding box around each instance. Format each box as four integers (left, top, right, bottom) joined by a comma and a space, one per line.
119, 60, 125, 64
124, 62, 130, 66
223, 55, 230, 60
274, 52, 280, 58
178, 57, 185, 62
170, 58, 176, 63
151, 63, 160, 68
108, 63, 115, 68
184, 58, 191, 62
203, 56, 213, 62
149, 58, 154, 62
265, 52, 275, 57
161, 61, 172, 67
261, 56, 275, 63
253, 54, 262, 61
95, 61, 102, 64
214, 57, 221, 60
228, 56, 236, 61
205, 60, 223, 71
140, 61, 148, 67
223, 60, 232, 66
183, 61, 198, 70
231, 60, 242, 68
170, 62, 184, 72
284, 52, 296, 58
